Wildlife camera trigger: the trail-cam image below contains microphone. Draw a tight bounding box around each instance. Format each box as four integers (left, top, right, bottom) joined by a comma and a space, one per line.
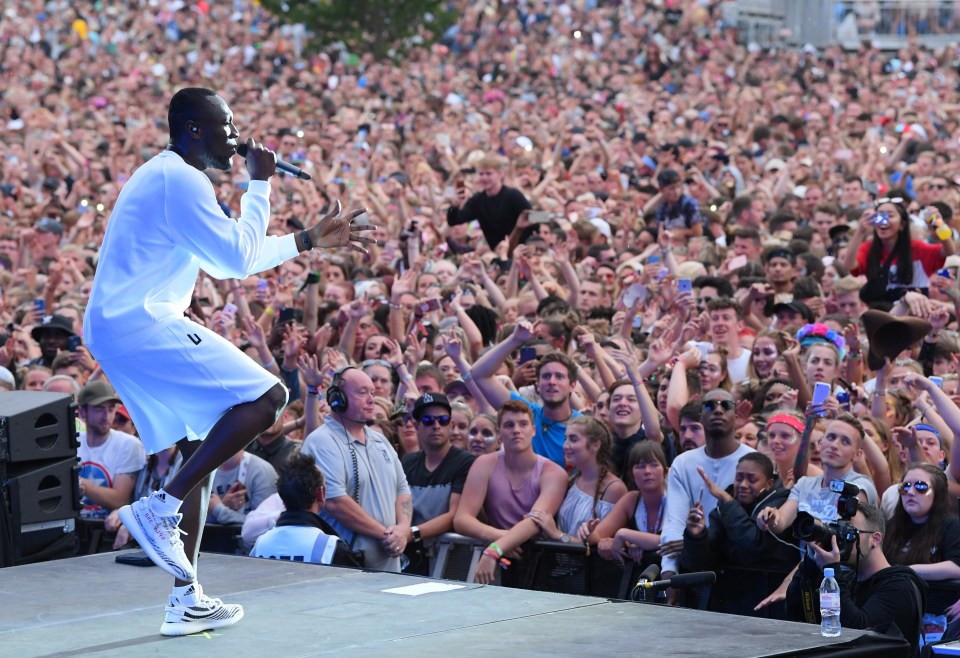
640, 571, 716, 591
635, 563, 661, 589
236, 144, 311, 180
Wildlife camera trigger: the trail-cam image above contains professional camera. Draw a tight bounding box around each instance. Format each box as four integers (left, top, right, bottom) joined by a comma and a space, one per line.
793, 480, 862, 561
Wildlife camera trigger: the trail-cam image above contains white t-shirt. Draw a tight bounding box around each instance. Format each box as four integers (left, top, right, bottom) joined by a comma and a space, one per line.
660, 442, 755, 573
84, 150, 298, 359
788, 470, 879, 523
78, 429, 146, 519
691, 341, 751, 384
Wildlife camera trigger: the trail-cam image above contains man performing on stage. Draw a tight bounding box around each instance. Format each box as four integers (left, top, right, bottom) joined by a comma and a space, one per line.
84, 87, 373, 636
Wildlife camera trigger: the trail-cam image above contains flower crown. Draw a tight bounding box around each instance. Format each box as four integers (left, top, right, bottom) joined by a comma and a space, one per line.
796, 323, 846, 361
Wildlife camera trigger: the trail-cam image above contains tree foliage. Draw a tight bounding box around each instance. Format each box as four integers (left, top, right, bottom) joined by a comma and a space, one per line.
259, 0, 456, 61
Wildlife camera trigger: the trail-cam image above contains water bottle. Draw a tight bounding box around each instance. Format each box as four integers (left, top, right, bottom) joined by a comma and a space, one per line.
819, 567, 841, 637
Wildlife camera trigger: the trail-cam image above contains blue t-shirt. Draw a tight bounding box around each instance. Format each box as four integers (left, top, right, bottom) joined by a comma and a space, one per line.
509, 392, 580, 467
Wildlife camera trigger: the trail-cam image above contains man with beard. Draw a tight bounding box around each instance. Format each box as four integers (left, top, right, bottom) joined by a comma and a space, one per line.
659, 389, 754, 583
28, 314, 75, 368
469, 322, 580, 466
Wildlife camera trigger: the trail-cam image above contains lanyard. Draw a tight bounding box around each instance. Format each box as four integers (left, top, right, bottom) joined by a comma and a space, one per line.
638, 495, 666, 534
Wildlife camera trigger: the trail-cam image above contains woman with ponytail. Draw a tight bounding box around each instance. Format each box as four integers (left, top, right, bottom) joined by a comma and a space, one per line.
527, 417, 627, 542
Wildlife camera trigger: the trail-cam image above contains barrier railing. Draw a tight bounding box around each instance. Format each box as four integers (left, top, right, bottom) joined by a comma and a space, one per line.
427, 533, 960, 615
723, 0, 960, 50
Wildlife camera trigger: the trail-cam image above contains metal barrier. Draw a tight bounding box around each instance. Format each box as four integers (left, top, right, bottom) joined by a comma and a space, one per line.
831, 0, 960, 49
723, 0, 960, 50
428, 533, 960, 616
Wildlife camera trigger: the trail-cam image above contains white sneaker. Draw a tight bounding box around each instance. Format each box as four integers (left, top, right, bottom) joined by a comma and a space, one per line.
117, 493, 195, 581
160, 584, 244, 637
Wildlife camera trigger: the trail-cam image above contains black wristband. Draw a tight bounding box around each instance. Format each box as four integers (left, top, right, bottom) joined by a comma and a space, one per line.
300, 230, 313, 251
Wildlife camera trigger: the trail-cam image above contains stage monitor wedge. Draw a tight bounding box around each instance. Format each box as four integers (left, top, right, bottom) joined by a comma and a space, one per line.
0, 391, 78, 464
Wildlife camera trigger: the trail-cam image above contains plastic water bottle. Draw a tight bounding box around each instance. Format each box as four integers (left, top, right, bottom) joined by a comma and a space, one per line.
819, 567, 841, 637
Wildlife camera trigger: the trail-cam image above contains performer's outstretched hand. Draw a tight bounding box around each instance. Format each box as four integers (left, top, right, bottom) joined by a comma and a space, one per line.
307, 199, 377, 254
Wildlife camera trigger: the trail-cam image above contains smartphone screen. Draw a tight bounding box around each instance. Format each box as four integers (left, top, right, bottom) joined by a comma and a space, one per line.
519, 346, 537, 365
728, 254, 748, 270
812, 382, 831, 416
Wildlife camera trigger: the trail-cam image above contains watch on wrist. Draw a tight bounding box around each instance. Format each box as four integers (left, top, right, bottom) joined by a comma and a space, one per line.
411, 526, 422, 543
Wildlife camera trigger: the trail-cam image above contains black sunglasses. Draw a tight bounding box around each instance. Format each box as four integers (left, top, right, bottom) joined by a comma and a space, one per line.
703, 400, 735, 412
898, 480, 932, 495
419, 414, 451, 427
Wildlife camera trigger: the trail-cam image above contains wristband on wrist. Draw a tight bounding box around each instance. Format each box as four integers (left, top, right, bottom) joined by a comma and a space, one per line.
461, 371, 474, 383
300, 230, 314, 251
482, 545, 511, 569
306, 386, 320, 396
262, 356, 277, 369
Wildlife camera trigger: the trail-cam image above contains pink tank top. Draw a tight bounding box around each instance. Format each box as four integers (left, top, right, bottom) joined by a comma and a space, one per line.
484, 452, 547, 530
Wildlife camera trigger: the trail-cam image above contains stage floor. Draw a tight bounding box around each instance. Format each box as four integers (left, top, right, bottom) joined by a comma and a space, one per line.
0, 551, 906, 657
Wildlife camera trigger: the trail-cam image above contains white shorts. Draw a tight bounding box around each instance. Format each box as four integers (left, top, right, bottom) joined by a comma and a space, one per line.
97, 318, 286, 454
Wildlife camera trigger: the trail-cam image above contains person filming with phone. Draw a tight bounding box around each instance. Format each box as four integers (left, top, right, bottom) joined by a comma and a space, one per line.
445, 154, 531, 250
842, 195, 954, 310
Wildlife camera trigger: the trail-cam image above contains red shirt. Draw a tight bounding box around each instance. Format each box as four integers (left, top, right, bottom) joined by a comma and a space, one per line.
853, 239, 944, 289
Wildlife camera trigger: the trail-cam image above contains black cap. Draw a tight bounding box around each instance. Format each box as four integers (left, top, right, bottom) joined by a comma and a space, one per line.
31, 314, 76, 340
657, 168, 681, 187
412, 392, 452, 420
772, 299, 814, 324
828, 223, 852, 240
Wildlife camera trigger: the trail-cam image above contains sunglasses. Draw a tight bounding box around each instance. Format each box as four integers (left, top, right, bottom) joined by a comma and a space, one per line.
875, 196, 904, 206
703, 400, 735, 412
419, 414, 451, 427
362, 359, 393, 370
898, 480, 932, 496
392, 413, 414, 424
931, 184, 949, 190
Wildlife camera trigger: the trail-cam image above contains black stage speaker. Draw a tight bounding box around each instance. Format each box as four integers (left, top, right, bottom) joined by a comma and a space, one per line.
0, 392, 80, 567
0, 391, 78, 463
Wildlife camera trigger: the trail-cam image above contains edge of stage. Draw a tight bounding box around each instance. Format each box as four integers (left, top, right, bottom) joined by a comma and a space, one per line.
0, 551, 908, 657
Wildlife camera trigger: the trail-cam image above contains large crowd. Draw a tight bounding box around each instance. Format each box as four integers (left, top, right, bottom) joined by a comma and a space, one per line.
6, 0, 960, 646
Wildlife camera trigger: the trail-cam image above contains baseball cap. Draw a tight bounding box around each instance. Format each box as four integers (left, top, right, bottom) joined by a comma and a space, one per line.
115, 404, 131, 421
589, 217, 612, 239
78, 380, 121, 407
412, 392, 452, 420
35, 216, 64, 235
444, 379, 471, 399
764, 158, 787, 173
0, 366, 14, 390
30, 314, 76, 340
772, 298, 814, 324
